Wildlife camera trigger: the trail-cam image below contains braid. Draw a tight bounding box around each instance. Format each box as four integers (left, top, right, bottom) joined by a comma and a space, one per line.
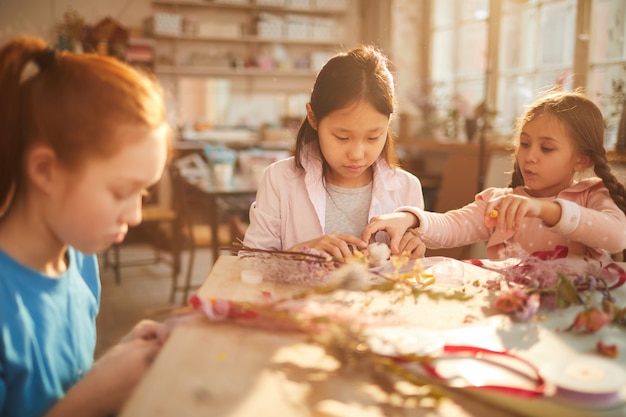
592, 154, 626, 216
508, 161, 524, 188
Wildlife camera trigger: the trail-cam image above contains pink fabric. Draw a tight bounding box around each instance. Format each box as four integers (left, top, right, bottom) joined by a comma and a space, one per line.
397, 178, 626, 263
244, 146, 425, 251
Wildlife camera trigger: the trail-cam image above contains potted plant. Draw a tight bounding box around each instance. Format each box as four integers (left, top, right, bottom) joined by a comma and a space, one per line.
611, 78, 626, 152
56, 7, 86, 53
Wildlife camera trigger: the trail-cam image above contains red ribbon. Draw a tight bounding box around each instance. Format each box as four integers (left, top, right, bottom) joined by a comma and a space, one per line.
392, 344, 546, 398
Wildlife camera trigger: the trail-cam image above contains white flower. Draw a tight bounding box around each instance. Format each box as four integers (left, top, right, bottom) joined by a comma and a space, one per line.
368, 242, 391, 267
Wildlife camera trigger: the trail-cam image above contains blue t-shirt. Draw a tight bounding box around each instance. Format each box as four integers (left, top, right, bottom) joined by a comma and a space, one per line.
0, 247, 100, 417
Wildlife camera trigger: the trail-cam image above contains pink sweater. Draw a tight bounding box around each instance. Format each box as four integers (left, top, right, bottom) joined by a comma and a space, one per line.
398, 178, 626, 262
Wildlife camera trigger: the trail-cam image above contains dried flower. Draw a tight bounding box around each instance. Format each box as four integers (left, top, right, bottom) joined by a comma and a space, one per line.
567, 307, 612, 333
610, 78, 626, 119
494, 290, 540, 321
407, 80, 439, 118
597, 340, 619, 358
494, 290, 527, 313
471, 245, 626, 323
237, 246, 339, 286
449, 93, 474, 119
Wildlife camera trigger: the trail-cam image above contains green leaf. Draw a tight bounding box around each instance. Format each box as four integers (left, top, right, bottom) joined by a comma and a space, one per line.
556, 273, 580, 308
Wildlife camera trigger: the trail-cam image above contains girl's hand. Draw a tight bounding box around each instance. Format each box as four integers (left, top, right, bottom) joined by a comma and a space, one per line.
120, 319, 171, 345
289, 233, 367, 260
45, 322, 168, 417
485, 195, 560, 232
362, 212, 418, 255
87, 335, 162, 415
397, 228, 426, 259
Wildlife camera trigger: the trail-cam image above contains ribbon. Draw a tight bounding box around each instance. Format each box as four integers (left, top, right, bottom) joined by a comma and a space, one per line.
391, 344, 546, 398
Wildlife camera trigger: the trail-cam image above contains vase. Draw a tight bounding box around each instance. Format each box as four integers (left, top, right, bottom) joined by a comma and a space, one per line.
464, 118, 478, 143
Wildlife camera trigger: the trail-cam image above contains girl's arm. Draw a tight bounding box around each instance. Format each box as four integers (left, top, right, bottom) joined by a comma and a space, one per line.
243, 167, 283, 251
44, 320, 169, 417
484, 195, 561, 233
364, 188, 504, 254
484, 186, 626, 254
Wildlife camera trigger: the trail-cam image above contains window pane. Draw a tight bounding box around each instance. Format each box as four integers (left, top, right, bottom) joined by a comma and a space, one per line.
433, 0, 457, 28
496, 0, 575, 133
589, 65, 626, 124
497, 75, 535, 133
430, 0, 488, 141
459, 20, 487, 77
538, 0, 576, 67
535, 69, 571, 92
590, 0, 626, 62
500, 6, 537, 72
432, 28, 455, 81
461, 0, 490, 21
457, 79, 485, 108
588, 0, 626, 150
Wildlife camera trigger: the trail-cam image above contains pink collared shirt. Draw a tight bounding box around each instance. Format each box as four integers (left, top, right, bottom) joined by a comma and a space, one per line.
244, 149, 425, 251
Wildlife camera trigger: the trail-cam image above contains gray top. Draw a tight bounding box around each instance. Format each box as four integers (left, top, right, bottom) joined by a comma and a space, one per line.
324, 181, 373, 238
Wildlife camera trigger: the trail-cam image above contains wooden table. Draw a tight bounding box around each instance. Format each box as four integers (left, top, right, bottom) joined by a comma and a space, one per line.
183, 175, 257, 261
121, 256, 626, 417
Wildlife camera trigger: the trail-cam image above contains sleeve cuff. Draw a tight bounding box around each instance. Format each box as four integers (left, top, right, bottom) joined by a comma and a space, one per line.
394, 206, 427, 233
546, 198, 580, 235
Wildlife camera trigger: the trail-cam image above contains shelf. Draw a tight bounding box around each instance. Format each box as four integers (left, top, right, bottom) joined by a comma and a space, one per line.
155, 65, 317, 77
153, 33, 338, 46
150, 0, 353, 124
152, 1, 347, 16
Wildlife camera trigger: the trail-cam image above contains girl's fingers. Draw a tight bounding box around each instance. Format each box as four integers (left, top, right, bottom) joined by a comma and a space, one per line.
484, 207, 498, 227
400, 234, 425, 259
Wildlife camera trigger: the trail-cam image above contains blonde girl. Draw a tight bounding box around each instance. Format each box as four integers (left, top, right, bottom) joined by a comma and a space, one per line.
363, 90, 626, 263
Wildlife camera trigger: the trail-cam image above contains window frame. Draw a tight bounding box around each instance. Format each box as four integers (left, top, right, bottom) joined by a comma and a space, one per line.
422, 0, 626, 151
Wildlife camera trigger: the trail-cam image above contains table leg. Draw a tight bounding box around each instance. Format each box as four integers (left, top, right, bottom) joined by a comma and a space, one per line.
209, 195, 220, 262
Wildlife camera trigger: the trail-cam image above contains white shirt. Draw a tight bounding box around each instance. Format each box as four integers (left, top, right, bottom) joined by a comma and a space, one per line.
244, 146, 425, 251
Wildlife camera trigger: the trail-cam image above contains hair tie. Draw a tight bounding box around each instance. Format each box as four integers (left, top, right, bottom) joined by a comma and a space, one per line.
34, 48, 56, 71
19, 48, 56, 85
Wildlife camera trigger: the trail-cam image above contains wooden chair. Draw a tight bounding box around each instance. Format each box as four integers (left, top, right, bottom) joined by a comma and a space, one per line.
229, 213, 249, 244
168, 163, 236, 304
102, 194, 182, 291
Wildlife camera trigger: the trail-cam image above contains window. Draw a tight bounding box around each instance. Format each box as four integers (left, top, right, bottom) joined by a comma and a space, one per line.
427, 0, 626, 150
588, 0, 626, 149
497, 0, 576, 132
430, 0, 489, 140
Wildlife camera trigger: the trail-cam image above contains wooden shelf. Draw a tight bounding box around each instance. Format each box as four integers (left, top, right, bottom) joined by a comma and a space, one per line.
150, 0, 353, 122
152, 0, 347, 16
153, 33, 339, 46
155, 65, 317, 77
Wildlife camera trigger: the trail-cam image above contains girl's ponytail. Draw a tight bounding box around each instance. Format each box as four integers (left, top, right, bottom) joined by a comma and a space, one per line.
0, 37, 50, 215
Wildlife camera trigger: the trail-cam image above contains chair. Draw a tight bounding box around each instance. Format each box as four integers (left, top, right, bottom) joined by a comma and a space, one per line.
168, 162, 237, 304
101, 185, 182, 291
229, 213, 249, 244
